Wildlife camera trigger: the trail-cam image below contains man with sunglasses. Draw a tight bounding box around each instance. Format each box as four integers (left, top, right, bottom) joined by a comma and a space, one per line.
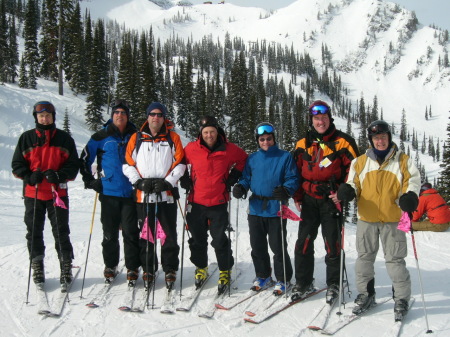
232, 122, 299, 296
337, 120, 420, 318
123, 102, 185, 289
80, 100, 141, 284
291, 100, 359, 304
12, 101, 79, 287
179, 116, 247, 294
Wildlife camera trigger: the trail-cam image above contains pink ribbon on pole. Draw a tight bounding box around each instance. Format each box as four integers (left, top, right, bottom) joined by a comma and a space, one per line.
397, 211, 412, 233
52, 189, 67, 209
140, 217, 166, 245
277, 204, 302, 221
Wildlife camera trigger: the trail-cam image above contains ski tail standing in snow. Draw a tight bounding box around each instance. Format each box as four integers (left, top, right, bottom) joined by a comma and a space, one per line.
337, 120, 421, 319
123, 102, 185, 292
232, 122, 300, 296
291, 100, 359, 303
11, 101, 79, 298
411, 182, 450, 232
179, 116, 248, 295
79, 99, 140, 285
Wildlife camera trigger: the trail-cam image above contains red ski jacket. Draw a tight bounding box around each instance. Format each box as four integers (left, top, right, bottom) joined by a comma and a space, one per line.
412, 189, 450, 224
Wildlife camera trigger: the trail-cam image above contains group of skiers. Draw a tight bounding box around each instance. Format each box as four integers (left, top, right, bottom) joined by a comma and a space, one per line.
12, 99, 450, 319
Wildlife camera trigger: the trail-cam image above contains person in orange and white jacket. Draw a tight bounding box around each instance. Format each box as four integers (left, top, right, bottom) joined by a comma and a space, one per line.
123, 102, 186, 289
412, 183, 450, 232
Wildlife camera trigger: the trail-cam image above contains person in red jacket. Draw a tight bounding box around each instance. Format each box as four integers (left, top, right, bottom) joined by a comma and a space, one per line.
179, 116, 248, 294
11, 101, 79, 287
412, 183, 450, 232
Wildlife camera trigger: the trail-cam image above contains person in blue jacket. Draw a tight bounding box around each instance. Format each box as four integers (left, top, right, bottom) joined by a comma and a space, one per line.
80, 100, 140, 284
233, 122, 300, 296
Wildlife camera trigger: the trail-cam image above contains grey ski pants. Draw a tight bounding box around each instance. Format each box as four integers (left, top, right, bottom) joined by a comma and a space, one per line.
355, 220, 411, 301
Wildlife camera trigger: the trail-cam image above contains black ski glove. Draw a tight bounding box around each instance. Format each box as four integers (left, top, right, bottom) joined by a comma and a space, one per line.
337, 183, 356, 201
28, 171, 44, 186
179, 172, 193, 191
232, 184, 247, 199
225, 168, 242, 191
134, 178, 154, 194
315, 184, 331, 197
86, 179, 103, 194
399, 191, 419, 213
172, 187, 180, 200
272, 186, 290, 201
44, 169, 64, 184
153, 178, 172, 193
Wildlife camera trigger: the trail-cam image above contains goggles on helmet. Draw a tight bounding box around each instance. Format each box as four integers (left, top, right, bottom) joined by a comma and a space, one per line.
309, 105, 330, 115
256, 124, 275, 135
34, 101, 55, 114
368, 123, 390, 135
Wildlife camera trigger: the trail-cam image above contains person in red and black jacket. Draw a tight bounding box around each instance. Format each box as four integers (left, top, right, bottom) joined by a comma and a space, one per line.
179, 116, 248, 295
291, 100, 359, 303
11, 101, 79, 286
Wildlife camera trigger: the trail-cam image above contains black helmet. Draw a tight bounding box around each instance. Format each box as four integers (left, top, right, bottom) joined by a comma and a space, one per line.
33, 101, 56, 122
367, 120, 391, 147
111, 99, 130, 118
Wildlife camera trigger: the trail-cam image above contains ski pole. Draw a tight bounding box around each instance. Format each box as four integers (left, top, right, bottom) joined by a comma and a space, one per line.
151, 193, 160, 309
227, 197, 232, 297
337, 207, 345, 315
144, 193, 151, 308
177, 194, 190, 301
233, 198, 239, 289
279, 201, 288, 299
80, 192, 98, 299
409, 213, 433, 334
25, 184, 39, 304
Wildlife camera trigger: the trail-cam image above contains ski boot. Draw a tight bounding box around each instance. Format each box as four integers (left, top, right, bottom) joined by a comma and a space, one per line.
217, 270, 231, 295
394, 299, 409, 321
194, 266, 208, 289
352, 293, 376, 315
165, 270, 176, 291
251, 276, 273, 291
60, 260, 73, 292
32, 260, 45, 285
143, 272, 155, 290
273, 281, 290, 296
127, 268, 139, 287
103, 266, 117, 284
325, 284, 339, 305
291, 281, 315, 301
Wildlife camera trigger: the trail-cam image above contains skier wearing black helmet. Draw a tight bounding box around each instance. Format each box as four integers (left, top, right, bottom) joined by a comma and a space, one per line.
337, 119, 420, 319
291, 100, 359, 304
233, 122, 300, 296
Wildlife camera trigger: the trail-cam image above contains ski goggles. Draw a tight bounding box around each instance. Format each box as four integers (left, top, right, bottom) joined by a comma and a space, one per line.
309, 105, 330, 115
34, 101, 55, 114
368, 123, 390, 135
256, 124, 274, 135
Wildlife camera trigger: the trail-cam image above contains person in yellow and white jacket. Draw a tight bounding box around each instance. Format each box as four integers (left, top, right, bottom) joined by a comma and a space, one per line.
337, 120, 420, 319
123, 102, 186, 289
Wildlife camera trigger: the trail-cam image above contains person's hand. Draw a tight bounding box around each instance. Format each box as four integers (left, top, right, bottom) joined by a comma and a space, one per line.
28, 171, 44, 186
86, 179, 103, 193
232, 184, 246, 199
294, 200, 302, 212
272, 186, 290, 201
399, 191, 419, 212
134, 179, 154, 193
225, 168, 242, 191
179, 173, 192, 191
337, 183, 356, 201
153, 178, 172, 193
44, 169, 60, 184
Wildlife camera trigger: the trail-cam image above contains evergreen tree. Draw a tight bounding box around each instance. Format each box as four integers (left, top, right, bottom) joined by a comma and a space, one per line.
18, 55, 28, 87
399, 108, 407, 152
39, 0, 58, 80
7, 14, 19, 83
23, 0, 39, 89
0, 0, 8, 83
438, 112, 450, 201
63, 107, 71, 135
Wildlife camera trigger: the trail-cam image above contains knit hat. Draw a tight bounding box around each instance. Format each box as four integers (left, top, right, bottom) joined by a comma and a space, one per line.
308, 100, 333, 125
111, 99, 130, 118
33, 101, 56, 122
146, 102, 168, 117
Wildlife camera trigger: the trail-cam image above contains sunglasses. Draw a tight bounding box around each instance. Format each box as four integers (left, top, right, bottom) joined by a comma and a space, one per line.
256, 124, 274, 135
148, 112, 164, 118
310, 105, 330, 115
259, 136, 273, 142
34, 101, 55, 114
113, 110, 128, 115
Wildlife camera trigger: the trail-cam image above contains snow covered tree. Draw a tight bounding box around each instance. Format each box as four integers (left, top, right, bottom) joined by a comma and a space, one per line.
39, 0, 58, 81
63, 107, 71, 135
23, 0, 40, 89
437, 112, 450, 202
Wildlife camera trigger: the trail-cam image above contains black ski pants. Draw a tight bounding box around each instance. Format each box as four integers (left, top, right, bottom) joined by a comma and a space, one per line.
100, 195, 139, 270
248, 215, 293, 282
136, 201, 179, 274
294, 193, 342, 287
24, 197, 74, 262
186, 202, 234, 271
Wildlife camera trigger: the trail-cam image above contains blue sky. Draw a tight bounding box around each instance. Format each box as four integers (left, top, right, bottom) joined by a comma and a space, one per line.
189, 0, 450, 31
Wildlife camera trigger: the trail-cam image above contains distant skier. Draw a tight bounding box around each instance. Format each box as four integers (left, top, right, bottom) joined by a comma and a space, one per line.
12, 101, 79, 286
233, 122, 299, 296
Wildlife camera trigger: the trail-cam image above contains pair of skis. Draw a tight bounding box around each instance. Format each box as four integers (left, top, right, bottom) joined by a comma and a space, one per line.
85, 266, 125, 308
36, 266, 81, 317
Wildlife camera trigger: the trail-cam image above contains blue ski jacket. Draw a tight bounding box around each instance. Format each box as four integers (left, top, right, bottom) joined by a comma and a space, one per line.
239, 145, 300, 217
80, 119, 137, 198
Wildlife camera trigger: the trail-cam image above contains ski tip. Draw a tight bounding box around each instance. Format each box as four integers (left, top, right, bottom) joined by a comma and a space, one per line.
86, 302, 99, 308
160, 309, 175, 314
215, 304, 227, 310
38, 310, 51, 315
118, 306, 131, 312
245, 311, 256, 317
244, 318, 258, 324
307, 326, 322, 331
175, 307, 189, 312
